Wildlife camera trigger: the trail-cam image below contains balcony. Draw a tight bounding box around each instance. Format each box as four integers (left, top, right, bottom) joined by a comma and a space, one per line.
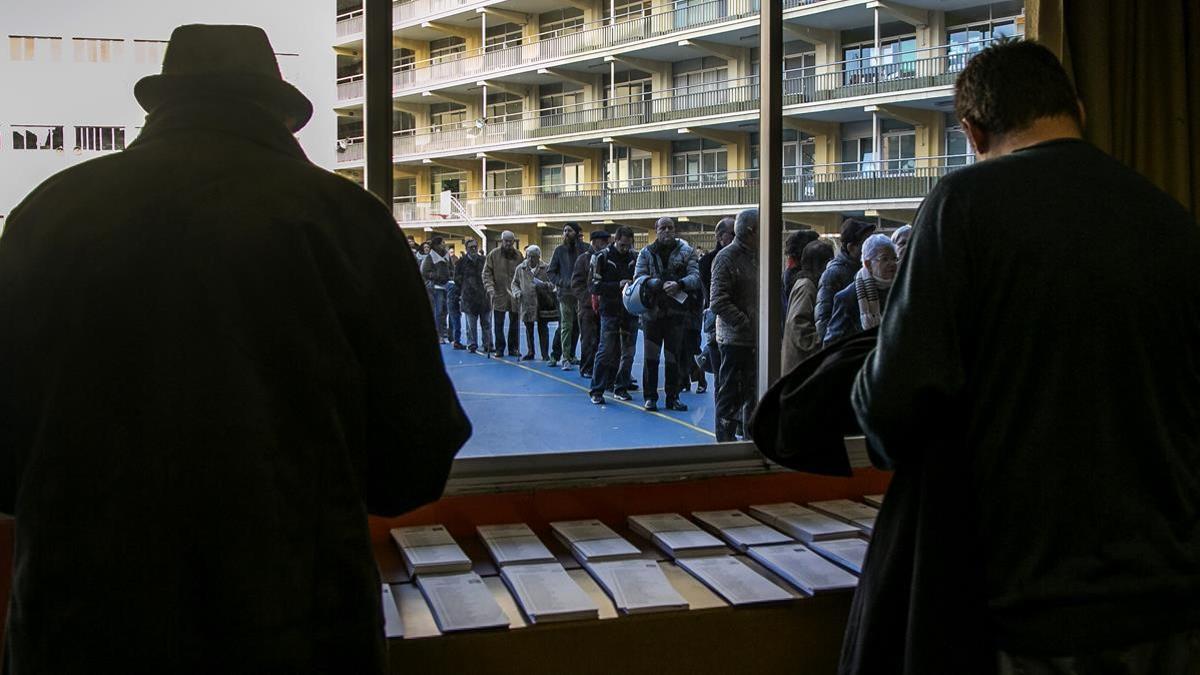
391, 0, 760, 94
336, 136, 365, 163
392, 159, 967, 222
336, 9, 364, 38
337, 74, 365, 102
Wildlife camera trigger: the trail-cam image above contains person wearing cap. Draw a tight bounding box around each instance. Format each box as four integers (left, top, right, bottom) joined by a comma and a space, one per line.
547, 222, 588, 369
824, 233, 898, 344
633, 217, 700, 412
709, 209, 760, 441
588, 226, 639, 404
483, 230, 524, 357
571, 229, 610, 378
455, 237, 493, 354
0, 25, 470, 674
815, 217, 875, 341
695, 216, 735, 394
511, 245, 555, 362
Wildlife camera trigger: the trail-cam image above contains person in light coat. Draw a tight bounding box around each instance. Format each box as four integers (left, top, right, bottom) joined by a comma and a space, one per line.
482, 230, 524, 357
510, 245, 555, 362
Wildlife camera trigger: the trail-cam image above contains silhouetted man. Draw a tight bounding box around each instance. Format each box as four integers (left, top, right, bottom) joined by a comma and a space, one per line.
846, 40, 1200, 674
0, 25, 470, 675
710, 209, 759, 441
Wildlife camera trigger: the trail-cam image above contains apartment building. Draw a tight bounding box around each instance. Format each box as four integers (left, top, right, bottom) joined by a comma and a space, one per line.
0, 0, 336, 229
333, 0, 1023, 246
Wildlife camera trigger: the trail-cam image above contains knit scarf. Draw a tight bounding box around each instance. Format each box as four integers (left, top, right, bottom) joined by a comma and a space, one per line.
854, 266, 884, 331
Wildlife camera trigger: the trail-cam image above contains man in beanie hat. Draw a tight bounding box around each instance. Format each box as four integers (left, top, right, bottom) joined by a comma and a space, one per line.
547, 221, 588, 369
0, 25, 470, 675
815, 217, 875, 341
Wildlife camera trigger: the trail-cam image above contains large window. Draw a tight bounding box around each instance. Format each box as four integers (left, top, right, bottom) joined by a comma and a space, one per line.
74, 126, 126, 152
11, 125, 64, 151
947, 1, 1024, 69
132, 39, 167, 65
842, 35, 917, 84
604, 69, 652, 120
486, 162, 524, 195
429, 37, 465, 63
73, 37, 124, 63
486, 92, 523, 124
538, 9, 584, 40
602, 0, 652, 22
484, 23, 523, 52
538, 83, 584, 126
8, 35, 62, 61
672, 56, 729, 108
430, 102, 467, 132
539, 154, 584, 192
672, 139, 728, 184
605, 146, 652, 190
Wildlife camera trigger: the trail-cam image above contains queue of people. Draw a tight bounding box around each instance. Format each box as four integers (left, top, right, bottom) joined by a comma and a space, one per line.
408, 210, 913, 442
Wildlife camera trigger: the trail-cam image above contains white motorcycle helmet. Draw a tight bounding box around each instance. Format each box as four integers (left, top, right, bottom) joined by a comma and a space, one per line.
622, 275, 652, 316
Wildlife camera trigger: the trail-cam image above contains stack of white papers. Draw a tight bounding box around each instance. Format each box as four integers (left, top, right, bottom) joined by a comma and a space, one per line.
808, 538, 870, 574
390, 525, 473, 577
691, 509, 794, 551
674, 556, 793, 605
550, 519, 642, 562
863, 494, 885, 508
415, 571, 511, 633
807, 499, 879, 534
499, 563, 600, 624
381, 584, 404, 638
747, 544, 859, 595
747, 503, 861, 543
477, 523, 556, 567
584, 559, 690, 614
628, 513, 728, 558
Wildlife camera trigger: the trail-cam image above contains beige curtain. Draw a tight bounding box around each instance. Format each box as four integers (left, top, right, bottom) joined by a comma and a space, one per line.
1029, 0, 1199, 219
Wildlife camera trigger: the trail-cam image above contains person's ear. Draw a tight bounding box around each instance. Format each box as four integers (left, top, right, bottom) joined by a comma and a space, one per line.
961, 118, 990, 155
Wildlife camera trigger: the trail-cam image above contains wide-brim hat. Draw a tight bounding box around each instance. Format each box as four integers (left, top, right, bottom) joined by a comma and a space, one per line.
134, 24, 313, 132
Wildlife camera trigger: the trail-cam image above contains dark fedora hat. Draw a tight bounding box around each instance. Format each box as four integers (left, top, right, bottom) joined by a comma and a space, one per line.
134, 24, 313, 132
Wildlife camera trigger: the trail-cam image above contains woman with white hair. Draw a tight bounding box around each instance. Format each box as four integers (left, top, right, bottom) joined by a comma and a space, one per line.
823, 233, 898, 343
510, 244, 555, 361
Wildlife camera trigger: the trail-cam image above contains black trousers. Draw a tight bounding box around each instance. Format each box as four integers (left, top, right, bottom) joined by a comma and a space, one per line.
579, 306, 599, 375
642, 317, 685, 403
715, 343, 756, 441
590, 313, 638, 396
492, 309, 520, 354
677, 326, 705, 390
523, 320, 551, 360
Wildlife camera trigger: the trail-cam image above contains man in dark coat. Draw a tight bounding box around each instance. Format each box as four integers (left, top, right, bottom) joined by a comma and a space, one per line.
0, 25, 471, 675
587, 226, 639, 404
547, 221, 589, 369
454, 237, 492, 353
633, 217, 700, 412
571, 229, 609, 378
815, 217, 874, 342
698, 216, 735, 387
847, 41, 1200, 674
709, 210, 759, 442
420, 235, 453, 342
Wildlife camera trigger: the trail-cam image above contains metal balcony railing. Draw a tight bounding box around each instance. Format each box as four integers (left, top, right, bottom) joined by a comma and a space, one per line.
392, 0, 760, 93
337, 74, 365, 101
336, 136, 365, 163
336, 9, 365, 37
392, 159, 969, 221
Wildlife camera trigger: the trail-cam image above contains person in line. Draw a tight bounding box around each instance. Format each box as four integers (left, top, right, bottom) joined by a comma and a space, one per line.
845, 40, 1200, 674
889, 224, 911, 262
0, 25, 470, 675
781, 239, 835, 373
781, 229, 820, 318
454, 237, 492, 354
815, 218, 875, 341
824, 234, 898, 344
709, 209, 759, 442
406, 234, 419, 256
675, 257, 707, 396
548, 222, 589, 370
588, 226, 639, 404
511, 245, 555, 362
634, 217, 700, 412
697, 217, 735, 394
571, 229, 609, 378
483, 230, 523, 357
420, 236, 452, 342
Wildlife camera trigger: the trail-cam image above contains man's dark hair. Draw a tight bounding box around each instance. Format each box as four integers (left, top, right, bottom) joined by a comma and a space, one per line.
785, 229, 819, 260
430, 236, 444, 247
955, 40, 1082, 136
715, 217, 735, 236
615, 225, 635, 241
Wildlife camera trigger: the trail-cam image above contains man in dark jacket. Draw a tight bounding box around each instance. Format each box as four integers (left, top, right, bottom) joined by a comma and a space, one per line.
698, 216, 735, 387
571, 229, 609, 378
634, 217, 700, 412
547, 222, 589, 369
0, 25, 471, 675
710, 209, 759, 441
815, 217, 874, 341
454, 237, 492, 353
587, 226, 638, 404
420, 235, 452, 342
848, 41, 1200, 674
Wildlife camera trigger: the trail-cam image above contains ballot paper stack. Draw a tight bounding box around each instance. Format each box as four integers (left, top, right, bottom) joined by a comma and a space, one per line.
584, 559, 690, 614
808, 538, 870, 574
691, 509, 794, 551
627, 513, 729, 558
550, 519, 642, 563
476, 523, 556, 567
415, 571, 512, 633
499, 563, 600, 624
807, 499, 879, 535
390, 525, 473, 577
674, 556, 793, 605
746, 544, 859, 595
747, 503, 861, 543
